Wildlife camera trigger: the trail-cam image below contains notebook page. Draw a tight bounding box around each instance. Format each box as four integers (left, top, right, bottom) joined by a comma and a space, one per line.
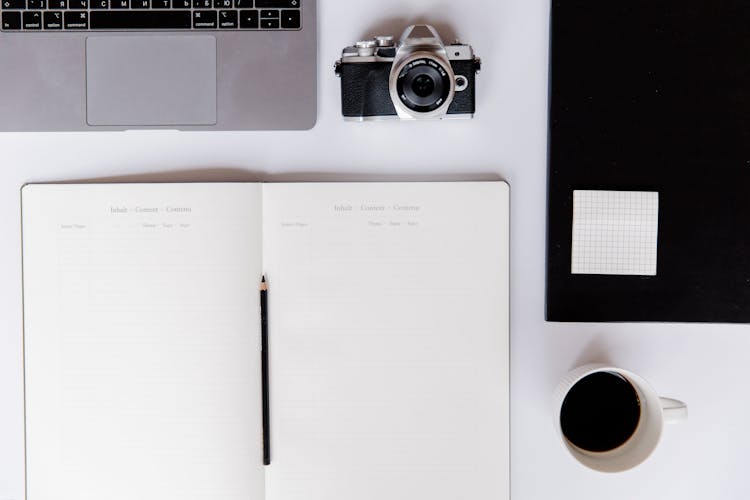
22, 183, 265, 500
262, 182, 509, 500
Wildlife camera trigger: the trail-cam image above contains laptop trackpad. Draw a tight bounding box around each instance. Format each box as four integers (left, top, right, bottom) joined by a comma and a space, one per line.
86, 35, 217, 127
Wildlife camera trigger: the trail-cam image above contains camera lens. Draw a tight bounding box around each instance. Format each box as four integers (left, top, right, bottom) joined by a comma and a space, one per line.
411, 74, 435, 98
395, 57, 452, 113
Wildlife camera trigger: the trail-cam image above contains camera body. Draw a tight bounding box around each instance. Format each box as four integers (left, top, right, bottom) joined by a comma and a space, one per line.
335, 25, 481, 121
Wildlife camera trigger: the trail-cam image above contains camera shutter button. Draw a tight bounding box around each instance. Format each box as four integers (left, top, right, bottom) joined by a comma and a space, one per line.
355, 40, 377, 56
375, 35, 395, 47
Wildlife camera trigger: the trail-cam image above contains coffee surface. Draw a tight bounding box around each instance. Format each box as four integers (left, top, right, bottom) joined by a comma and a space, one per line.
560, 371, 641, 452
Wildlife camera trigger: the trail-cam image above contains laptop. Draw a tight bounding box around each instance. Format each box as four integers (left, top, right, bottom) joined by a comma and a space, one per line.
0, 0, 316, 131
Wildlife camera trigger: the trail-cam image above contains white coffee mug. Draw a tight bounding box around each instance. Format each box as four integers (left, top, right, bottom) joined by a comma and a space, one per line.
554, 363, 687, 473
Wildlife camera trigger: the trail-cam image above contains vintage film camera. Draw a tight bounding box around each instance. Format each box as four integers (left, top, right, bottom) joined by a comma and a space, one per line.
335, 25, 481, 120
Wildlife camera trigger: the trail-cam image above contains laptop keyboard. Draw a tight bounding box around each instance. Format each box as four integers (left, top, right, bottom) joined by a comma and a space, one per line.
1, 0, 300, 30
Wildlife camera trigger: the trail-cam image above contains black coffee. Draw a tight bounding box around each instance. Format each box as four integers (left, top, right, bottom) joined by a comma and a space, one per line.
560, 371, 641, 452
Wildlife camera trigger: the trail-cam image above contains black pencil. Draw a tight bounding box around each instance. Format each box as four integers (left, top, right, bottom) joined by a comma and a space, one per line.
260, 276, 270, 465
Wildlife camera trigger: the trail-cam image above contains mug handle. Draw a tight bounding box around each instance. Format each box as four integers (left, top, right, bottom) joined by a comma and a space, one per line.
660, 397, 688, 423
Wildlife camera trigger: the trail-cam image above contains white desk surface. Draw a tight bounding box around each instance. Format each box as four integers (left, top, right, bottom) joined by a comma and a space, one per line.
1, 1, 748, 499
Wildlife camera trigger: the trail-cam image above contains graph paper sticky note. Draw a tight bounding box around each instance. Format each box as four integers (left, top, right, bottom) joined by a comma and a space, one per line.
571, 190, 659, 276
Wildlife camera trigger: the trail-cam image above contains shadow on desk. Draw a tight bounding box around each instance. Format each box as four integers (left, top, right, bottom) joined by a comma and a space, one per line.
51, 168, 504, 184
357, 17, 459, 43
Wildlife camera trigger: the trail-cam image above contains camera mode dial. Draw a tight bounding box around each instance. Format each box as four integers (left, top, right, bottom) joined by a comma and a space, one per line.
355, 40, 377, 56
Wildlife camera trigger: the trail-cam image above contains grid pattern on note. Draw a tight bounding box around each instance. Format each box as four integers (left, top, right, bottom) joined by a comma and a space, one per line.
571, 190, 659, 276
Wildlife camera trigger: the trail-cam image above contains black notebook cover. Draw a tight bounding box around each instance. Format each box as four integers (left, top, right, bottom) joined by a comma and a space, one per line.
547, 0, 750, 322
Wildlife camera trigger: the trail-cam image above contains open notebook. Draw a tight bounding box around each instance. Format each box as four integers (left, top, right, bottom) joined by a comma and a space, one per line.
21, 182, 509, 500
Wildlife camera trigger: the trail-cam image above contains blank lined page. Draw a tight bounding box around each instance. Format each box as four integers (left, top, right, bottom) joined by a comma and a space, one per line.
262, 182, 509, 500
22, 184, 265, 500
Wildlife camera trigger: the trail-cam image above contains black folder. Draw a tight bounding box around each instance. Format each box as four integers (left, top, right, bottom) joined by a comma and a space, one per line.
547, 0, 750, 322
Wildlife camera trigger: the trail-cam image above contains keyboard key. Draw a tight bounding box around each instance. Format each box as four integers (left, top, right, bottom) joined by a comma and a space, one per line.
90, 10, 190, 28
43, 10, 62, 28
50, 0, 67, 9
260, 9, 277, 18
151, 0, 169, 7
280, 9, 298, 28
234, 0, 250, 6
192, 9, 215, 28
1, 11, 21, 29
64, 10, 87, 28
131, 0, 149, 7
239, 9, 257, 28
213, 0, 231, 7
260, 18, 277, 28
256, 0, 297, 7
26, 0, 45, 9
68, 0, 86, 7
90, 0, 108, 7
171, 0, 190, 8
218, 9, 236, 28
1, 0, 26, 10
193, 0, 210, 7
22, 11, 41, 29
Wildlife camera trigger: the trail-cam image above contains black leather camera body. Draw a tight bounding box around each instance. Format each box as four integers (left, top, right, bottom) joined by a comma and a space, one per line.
335, 25, 481, 121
